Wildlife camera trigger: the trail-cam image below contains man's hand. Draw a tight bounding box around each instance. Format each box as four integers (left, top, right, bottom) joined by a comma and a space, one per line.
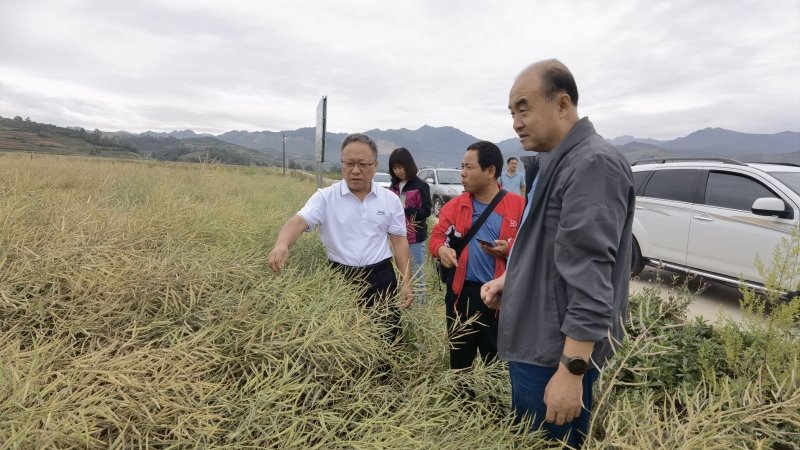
479, 239, 508, 257
543, 365, 584, 425
398, 281, 413, 309
437, 245, 458, 269
480, 274, 505, 310
268, 216, 309, 274
268, 244, 289, 274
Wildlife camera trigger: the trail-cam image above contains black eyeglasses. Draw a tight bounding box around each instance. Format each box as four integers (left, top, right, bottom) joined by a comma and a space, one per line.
341, 160, 376, 170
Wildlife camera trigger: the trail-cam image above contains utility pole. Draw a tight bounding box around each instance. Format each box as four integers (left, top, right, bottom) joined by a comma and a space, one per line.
282, 132, 286, 175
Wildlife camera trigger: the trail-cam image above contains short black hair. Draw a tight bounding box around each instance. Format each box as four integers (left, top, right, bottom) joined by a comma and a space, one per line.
466, 141, 503, 179
539, 59, 579, 106
506, 156, 518, 164
388, 147, 420, 185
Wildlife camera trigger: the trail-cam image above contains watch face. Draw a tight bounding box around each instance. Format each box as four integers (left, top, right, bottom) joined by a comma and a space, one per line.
567, 358, 588, 375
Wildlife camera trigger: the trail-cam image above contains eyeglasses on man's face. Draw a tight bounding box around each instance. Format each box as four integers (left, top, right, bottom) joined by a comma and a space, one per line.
341, 160, 376, 170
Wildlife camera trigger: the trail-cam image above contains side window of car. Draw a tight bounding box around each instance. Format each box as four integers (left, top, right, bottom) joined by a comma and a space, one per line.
641, 169, 699, 203
633, 171, 652, 195
704, 171, 779, 211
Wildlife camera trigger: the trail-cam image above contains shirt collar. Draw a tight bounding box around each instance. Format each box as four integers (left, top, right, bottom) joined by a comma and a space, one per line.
339, 180, 378, 197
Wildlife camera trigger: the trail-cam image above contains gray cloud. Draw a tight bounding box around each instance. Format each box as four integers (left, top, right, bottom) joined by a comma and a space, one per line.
1, 0, 798, 142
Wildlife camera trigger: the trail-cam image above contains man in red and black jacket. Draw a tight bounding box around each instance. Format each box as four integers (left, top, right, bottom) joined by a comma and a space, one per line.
429, 141, 525, 370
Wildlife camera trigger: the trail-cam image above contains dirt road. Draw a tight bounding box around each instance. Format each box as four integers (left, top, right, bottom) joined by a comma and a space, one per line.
630, 267, 747, 324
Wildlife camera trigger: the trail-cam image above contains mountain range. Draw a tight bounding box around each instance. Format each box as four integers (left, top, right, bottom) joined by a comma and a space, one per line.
1, 115, 797, 168
606, 128, 800, 164
190, 125, 800, 168
138, 125, 800, 169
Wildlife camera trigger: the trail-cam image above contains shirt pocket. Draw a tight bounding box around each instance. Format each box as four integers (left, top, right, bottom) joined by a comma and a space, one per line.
366, 211, 391, 234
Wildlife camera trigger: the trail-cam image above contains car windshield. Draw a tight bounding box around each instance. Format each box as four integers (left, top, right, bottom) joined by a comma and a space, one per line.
437, 170, 461, 184
771, 172, 800, 196
374, 173, 391, 182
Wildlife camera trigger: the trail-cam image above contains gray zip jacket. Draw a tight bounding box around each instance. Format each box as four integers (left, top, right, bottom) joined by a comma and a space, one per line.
498, 118, 636, 368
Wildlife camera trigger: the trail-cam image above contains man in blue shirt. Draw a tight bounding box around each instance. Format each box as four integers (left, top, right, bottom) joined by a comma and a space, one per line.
499, 157, 525, 196
429, 142, 525, 371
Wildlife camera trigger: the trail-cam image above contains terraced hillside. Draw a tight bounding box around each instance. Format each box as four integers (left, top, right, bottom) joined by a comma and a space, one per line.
0, 115, 141, 159
0, 115, 282, 166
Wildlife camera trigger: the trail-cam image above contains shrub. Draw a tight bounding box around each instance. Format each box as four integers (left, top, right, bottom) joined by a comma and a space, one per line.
589, 233, 800, 448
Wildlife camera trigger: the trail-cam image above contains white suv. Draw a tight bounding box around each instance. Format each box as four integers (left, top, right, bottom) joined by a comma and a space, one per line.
631, 158, 800, 296
417, 167, 464, 217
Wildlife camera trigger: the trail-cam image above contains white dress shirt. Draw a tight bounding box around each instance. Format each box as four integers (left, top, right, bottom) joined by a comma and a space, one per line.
298, 181, 406, 266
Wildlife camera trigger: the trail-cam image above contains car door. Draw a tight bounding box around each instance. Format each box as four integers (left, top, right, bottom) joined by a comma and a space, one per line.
636, 169, 701, 265
686, 170, 798, 285
418, 169, 432, 184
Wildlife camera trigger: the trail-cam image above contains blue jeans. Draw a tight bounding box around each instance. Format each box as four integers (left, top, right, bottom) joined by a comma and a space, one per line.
409, 241, 427, 302
509, 361, 598, 449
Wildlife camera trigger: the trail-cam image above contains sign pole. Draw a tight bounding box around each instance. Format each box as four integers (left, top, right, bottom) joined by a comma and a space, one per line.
315, 96, 327, 188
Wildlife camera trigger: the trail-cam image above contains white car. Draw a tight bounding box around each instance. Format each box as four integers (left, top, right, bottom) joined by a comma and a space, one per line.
417, 167, 464, 217
631, 158, 800, 297
373, 172, 392, 189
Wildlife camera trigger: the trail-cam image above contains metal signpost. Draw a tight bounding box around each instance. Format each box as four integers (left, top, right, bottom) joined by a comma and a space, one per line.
315, 96, 327, 188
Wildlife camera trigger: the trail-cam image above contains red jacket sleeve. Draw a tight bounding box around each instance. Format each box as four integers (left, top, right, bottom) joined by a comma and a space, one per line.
428, 198, 458, 258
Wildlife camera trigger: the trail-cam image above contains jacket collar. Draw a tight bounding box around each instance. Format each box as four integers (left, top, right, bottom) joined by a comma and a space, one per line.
528, 117, 596, 214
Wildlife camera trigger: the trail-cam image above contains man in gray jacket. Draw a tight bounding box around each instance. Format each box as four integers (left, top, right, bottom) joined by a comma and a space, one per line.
481, 60, 635, 448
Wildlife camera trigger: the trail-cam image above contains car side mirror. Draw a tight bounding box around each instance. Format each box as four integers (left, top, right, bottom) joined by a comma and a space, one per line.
425, 178, 434, 184
751, 197, 790, 219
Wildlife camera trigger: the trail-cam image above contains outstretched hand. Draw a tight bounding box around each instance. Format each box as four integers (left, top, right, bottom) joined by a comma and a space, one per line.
268, 244, 289, 274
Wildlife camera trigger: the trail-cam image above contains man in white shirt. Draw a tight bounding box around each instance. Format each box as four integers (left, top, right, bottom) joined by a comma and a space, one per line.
268, 133, 413, 342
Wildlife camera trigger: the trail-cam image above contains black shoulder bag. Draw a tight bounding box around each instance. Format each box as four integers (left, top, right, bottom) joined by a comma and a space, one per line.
435, 190, 507, 285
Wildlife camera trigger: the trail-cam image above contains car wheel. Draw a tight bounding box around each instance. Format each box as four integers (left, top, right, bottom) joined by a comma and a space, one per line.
433, 197, 444, 217
631, 237, 645, 277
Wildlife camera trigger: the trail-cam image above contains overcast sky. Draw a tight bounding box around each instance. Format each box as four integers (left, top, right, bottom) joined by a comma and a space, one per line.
1, 0, 799, 142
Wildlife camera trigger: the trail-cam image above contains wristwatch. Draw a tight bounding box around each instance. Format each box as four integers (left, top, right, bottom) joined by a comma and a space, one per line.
560, 354, 589, 376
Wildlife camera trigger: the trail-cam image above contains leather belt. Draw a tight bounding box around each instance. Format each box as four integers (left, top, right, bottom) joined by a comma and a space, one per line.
330, 257, 393, 272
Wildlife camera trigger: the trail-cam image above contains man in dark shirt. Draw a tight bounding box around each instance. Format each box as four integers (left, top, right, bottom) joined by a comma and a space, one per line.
482, 60, 635, 448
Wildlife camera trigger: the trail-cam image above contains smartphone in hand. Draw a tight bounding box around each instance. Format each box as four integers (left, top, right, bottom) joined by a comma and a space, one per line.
476, 238, 496, 247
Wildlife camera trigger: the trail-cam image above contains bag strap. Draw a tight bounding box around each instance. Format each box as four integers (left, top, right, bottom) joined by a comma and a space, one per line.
452, 189, 507, 255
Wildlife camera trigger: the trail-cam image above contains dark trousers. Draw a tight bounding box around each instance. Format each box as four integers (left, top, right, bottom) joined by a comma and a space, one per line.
445, 280, 498, 370
509, 361, 598, 449
331, 258, 402, 343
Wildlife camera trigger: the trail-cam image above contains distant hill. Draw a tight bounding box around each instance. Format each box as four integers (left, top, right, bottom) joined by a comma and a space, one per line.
608, 135, 665, 147
661, 128, 799, 155
363, 125, 478, 169
217, 128, 348, 169
0, 115, 141, 159
217, 125, 478, 169
139, 130, 214, 139
609, 129, 799, 163
108, 133, 282, 166
496, 137, 523, 155
2, 114, 797, 167
0, 115, 282, 166
502, 128, 799, 164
